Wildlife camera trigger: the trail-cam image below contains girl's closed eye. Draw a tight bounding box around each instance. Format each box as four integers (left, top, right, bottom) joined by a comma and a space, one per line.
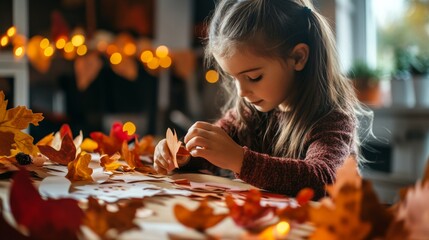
248, 75, 263, 82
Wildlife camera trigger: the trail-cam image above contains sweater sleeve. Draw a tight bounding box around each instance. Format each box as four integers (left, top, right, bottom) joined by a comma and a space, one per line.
237, 111, 355, 199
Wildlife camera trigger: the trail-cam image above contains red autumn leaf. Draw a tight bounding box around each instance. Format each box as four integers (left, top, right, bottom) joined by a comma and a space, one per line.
82, 197, 144, 238
0, 199, 29, 239
90, 122, 133, 156
59, 123, 73, 139
38, 134, 76, 165
225, 189, 276, 230
174, 198, 228, 232
0, 91, 44, 156
9, 168, 84, 240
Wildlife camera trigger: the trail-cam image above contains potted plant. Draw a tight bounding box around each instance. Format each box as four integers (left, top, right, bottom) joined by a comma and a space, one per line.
347, 60, 383, 107
390, 48, 415, 107
410, 54, 429, 107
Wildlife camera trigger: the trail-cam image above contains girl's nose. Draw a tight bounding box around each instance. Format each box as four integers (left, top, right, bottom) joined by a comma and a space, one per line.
236, 80, 249, 98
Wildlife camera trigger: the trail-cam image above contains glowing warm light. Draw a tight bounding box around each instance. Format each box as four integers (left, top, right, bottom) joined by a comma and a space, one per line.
64, 42, 75, 53
56, 38, 66, 49
1, 36, 9, 47
159, 56, 172, 68
205, 70, 219, 83
110, 52, 122, 65
106, 44, 118, 56
40, 38, 50, 49
97, 40, 108, 52
155, 45, 169, 58
76, 45, 87, 56
71, 34, 85, 47
123, 43, 136, 56
44, 46, 54, 57
140, 50, 153, 63
6, 26, 16, 37
14, 46, 24, 57
123, 122, 136, 136
275, 221, 290, 237
147, 57, 160, 70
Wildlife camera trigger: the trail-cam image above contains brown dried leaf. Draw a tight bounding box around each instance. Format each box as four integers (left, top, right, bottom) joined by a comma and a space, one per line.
82, 197, 144, 238
39, 134, 76, 165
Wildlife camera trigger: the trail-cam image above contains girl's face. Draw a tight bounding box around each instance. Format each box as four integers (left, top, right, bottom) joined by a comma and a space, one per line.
214, 50, 296, 112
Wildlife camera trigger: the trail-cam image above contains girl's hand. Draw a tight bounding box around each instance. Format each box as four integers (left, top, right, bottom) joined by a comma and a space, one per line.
153, 139, 190, 175
184, 121, 244, 173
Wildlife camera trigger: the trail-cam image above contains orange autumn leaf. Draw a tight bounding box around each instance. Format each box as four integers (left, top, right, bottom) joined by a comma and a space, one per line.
133, 135, 155, 156
225, 189, 276, 230
174, 198, 228, 232
66, 153, 93, 182
277, 188, 314, 223
0, 91, 44, 156
82, 197, 144, 238
36, 132, 54, 146
309, 185, 372, 240
100, 153, 122, 171
166, 128, 181, 169
39, 134, 76, 165
121, 141, 156, 174
326, 155, 361, 198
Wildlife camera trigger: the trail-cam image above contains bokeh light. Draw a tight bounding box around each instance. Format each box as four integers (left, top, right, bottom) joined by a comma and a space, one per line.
76, 45, 87, 56
64, 42, 75, 53
0, 36, 9, 47
6, 26, 16, 37
140, 50, 153, 63
71, 34, 85, 47
147, 57, 160, 69
123, 43, 136, 56
205, 70, 219, 83
43, 46, 54, 57
56, 38, 66, 49
110, 52, 122, 65
155, 45, 169, 58
159, 56, 172, 68
123, 122, 136, 136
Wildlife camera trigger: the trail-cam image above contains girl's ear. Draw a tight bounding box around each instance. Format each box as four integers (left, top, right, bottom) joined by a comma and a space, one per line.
290, 43, 309, 71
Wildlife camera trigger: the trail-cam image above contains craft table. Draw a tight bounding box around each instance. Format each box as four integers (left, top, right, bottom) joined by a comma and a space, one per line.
0, 161, 314, 240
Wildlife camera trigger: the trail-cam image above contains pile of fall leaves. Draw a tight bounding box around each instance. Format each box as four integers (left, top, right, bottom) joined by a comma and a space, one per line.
1, 90, 429, 239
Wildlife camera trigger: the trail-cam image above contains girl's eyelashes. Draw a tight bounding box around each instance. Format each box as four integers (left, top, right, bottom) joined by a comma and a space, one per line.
248, 75, 263, 82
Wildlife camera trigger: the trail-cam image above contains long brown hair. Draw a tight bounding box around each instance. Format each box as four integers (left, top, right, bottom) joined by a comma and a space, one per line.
205, 0, 373, 160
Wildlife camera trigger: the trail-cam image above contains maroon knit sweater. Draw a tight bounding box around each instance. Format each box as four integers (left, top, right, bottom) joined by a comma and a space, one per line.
181, 109, 356, 199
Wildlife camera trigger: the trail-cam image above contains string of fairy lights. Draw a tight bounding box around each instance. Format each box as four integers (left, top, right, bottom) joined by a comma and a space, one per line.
0, 26, 219, 83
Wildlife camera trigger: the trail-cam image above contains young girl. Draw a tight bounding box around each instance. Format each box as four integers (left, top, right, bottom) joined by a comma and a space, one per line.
154, 0, 372, 199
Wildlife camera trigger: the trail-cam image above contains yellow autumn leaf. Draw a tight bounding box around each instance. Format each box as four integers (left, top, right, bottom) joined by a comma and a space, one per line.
66, 153, 93, 182
0, 91, 44, 156
100, 153, 122, 171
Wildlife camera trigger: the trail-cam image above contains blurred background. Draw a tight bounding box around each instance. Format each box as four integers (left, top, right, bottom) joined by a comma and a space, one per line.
1, 0, 429, 203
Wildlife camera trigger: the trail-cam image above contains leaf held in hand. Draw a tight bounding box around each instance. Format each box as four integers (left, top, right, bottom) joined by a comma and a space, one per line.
166, 128, 182, 169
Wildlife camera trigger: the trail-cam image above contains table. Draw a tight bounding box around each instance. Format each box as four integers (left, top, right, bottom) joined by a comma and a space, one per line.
0, 161, 313, 239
